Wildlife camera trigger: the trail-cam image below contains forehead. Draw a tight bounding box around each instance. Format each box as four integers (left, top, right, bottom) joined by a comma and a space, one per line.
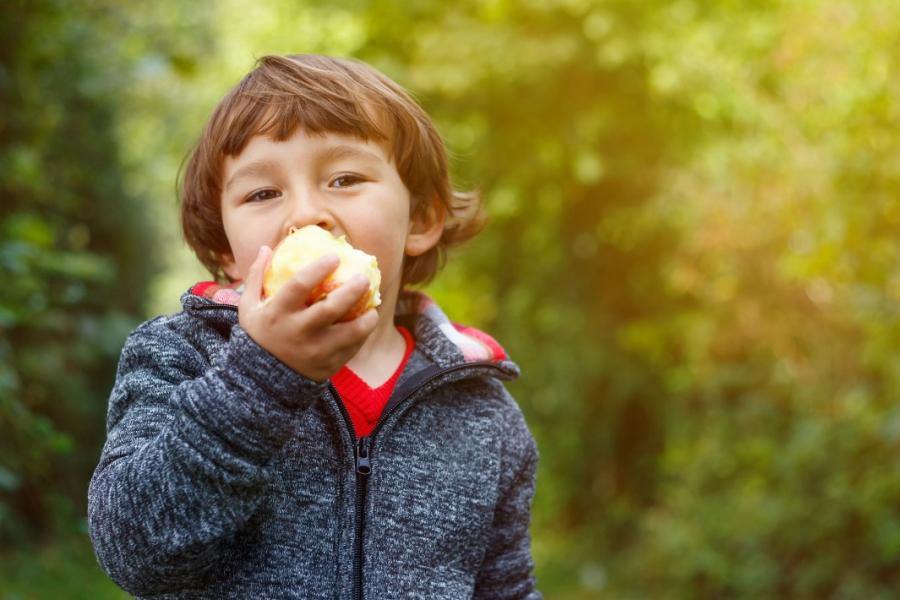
228, 129, 388, 165
222, 129, 394, 190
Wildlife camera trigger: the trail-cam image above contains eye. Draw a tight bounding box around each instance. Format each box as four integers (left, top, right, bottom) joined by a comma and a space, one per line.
245, 188, 280, 203
330, 174, 365, 188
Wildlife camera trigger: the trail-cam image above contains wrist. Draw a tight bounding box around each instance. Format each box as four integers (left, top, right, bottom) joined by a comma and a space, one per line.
224, 325, 329, 408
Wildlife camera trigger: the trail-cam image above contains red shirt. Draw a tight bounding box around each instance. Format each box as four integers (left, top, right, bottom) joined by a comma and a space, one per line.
331, 326, 415, 438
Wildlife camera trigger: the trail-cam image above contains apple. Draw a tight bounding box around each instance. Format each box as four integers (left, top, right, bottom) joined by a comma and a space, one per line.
263, 225, 382, 321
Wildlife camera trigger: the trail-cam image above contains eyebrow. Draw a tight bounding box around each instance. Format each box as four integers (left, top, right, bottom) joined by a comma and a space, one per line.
223, 159, 280, 193
317, 144, 385, 167
223, 144, 385, 192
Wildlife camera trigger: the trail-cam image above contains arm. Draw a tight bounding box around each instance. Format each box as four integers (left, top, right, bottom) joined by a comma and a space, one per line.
473, 399, 542, 600
89, 249, 376, 595
88, 322, 325, 596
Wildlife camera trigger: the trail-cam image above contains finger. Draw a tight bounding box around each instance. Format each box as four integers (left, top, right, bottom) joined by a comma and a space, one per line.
304, 274, 372, 327
240, 246, 271, 308
268, 253, 340, 311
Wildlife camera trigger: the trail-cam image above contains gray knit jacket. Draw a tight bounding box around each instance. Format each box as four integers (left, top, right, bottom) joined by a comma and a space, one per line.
88, 288, 540, 599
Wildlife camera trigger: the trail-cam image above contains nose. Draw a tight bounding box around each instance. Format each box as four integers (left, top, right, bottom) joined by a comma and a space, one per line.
283, 188, 334, 236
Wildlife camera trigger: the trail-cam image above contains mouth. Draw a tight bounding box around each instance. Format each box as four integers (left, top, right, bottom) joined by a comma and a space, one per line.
263, 225, 382, 319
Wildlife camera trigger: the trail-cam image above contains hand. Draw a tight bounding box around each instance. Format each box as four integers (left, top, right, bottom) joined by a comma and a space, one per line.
237, 246, 379, 382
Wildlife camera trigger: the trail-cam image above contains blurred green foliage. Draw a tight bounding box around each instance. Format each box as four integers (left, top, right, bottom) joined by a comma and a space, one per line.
1, 533, 127, 600
0, 0, 159, 545
3, 0, 900, 598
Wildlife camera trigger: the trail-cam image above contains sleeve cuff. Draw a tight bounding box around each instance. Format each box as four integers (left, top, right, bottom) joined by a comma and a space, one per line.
221, 325, 329, 410
171, 325, 332, 466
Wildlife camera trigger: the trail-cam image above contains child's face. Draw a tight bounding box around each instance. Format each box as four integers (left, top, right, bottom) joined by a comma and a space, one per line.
219, 129, 424, 307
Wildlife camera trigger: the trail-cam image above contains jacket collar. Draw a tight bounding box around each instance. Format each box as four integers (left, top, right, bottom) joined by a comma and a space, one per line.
181, 284, 519, 380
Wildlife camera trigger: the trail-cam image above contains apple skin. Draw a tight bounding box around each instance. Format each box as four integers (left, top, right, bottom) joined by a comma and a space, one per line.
262, 226, 381, 322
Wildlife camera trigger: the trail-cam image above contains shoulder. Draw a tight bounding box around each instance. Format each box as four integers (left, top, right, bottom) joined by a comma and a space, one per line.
123, 311, 199, 354
487, 379, 539, 463
446, 374, 538, 464
117, 308, 227, 381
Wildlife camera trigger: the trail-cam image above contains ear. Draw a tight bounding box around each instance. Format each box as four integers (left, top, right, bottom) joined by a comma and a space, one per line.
405, 196, 446, 257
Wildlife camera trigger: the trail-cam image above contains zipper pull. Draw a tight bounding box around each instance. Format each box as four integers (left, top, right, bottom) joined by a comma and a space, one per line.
356, 436, 372, 476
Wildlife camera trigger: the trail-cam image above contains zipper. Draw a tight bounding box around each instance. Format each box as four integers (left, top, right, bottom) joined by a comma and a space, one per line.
369, 361, 506, 440
190, 301, 239, 311
330, 360, 507, 600
356, 436, 372, 476
353, 435, 371, 600
326, 382, 367, 600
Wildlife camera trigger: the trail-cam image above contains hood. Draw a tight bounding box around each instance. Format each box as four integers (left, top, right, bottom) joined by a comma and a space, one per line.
184, 282, 518, 378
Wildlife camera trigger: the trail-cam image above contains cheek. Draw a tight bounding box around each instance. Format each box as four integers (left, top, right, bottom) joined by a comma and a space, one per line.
236, 252, 255, 278
377, 238, 411, 287
222, 231, 257, 280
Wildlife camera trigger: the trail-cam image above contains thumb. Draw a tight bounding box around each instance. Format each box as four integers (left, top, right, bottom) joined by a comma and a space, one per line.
240, 245, 272, 308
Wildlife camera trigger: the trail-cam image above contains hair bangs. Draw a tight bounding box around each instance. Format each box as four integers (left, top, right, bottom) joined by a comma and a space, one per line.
219, 74, 389, 158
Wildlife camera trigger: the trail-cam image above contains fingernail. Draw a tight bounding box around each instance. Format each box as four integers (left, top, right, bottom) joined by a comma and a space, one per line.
319, 253, 337, 265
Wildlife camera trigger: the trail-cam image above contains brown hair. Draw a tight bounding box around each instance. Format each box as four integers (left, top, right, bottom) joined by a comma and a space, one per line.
179, 54, 485, 288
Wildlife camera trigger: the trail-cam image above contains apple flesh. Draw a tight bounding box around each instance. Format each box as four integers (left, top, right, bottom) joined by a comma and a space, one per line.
263, 225, 382, 321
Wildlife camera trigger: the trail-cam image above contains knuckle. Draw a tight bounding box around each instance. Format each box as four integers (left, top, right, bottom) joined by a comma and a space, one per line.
285, 277, 311, 299
353, 316, 373, 336
318, 300, 343, 322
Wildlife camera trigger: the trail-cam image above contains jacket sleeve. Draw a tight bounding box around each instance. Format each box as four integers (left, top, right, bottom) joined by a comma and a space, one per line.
473, 389, 542, 600
87, 319, 327, 596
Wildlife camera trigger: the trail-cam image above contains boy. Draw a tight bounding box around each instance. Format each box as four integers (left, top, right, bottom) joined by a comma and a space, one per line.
88, 54, 540, 599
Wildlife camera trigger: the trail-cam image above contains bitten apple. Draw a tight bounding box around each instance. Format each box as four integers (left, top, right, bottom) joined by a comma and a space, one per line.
263, 225, 382, 321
